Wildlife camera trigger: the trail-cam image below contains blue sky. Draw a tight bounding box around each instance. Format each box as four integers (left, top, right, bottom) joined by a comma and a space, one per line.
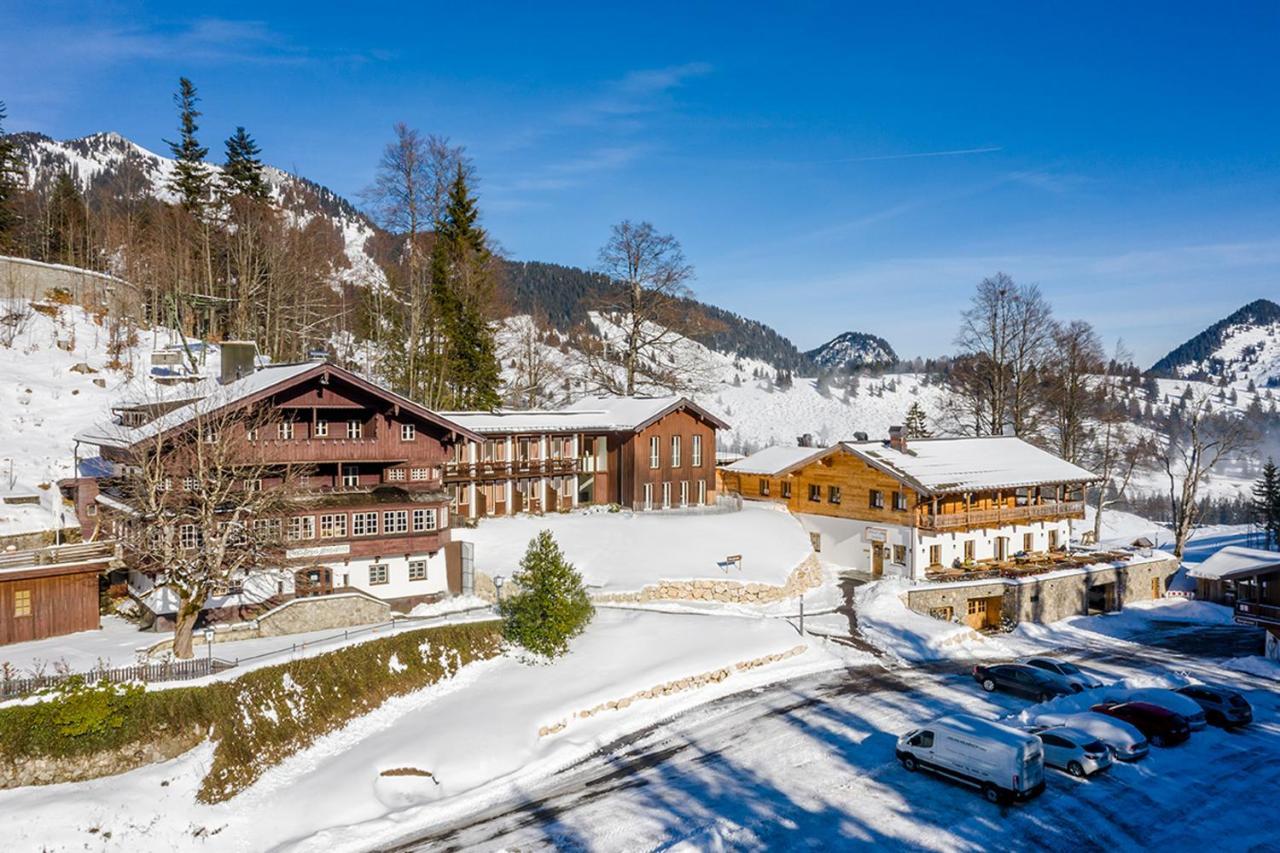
5, 2, 1279, 365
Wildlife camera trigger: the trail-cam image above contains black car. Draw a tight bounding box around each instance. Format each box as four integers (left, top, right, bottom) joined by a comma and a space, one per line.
972, 664, 1076, 702
1175, 684, 1253, 728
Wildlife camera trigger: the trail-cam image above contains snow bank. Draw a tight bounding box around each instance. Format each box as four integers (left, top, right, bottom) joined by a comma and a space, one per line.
853, 579, 1011, 662
1220, 656, 1280, 681
408, 595, 491, 618
453, 501, 812, 592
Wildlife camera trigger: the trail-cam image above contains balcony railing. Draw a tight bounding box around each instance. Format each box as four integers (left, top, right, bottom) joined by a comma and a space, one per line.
917, 501, 1086, 531
1235, 600, 1280, 628
444, 458, 579, 482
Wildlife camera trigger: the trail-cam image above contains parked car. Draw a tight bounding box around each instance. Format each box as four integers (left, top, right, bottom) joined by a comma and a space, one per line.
1030, 712, 1149, 761
1023, 657, 1104, 691
1175, 684, 1253, 728
897, 714, 1046, 804
972, 664, 1076, 702
1091, 701, 1191, 746
1032, 725, 1114, 777
1102, 687, 1207, 731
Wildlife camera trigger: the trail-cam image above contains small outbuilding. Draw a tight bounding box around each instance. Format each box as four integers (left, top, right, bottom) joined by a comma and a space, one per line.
0, 543, 113, 646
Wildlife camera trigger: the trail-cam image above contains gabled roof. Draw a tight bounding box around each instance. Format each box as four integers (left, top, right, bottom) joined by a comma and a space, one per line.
720, 445, 835, 476
445, 395, 729, 435
77, 362, 482, 450
839, 436, 1097, 496
1187, 545, 1280, 581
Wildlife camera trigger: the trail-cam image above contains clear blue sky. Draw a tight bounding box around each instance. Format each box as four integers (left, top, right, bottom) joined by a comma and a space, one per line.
5, 2, 1279, 366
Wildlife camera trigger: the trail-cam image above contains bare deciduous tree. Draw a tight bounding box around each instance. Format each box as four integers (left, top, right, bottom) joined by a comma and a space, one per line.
1088, 344, 1145, 541
502, 314, 565, 408
1045, 319, 1105, 464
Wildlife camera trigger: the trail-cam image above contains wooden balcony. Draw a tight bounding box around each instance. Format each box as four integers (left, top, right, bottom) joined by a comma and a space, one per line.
1235, 600, 1280, 628
444, 458, 579, 483
917, 501, 1086, 531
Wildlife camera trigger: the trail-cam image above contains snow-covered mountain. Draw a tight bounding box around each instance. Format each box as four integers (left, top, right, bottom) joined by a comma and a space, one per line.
13, 130, 386, 291
804, 331, 897, 371
1151, 298, 1280, 388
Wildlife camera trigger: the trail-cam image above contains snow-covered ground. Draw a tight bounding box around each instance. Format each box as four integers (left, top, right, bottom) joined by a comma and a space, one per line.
454, 501, 813, 592
0, 608, 839, 852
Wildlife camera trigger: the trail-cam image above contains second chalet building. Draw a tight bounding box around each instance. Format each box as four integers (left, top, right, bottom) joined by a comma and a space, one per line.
721, 427, 1096, 581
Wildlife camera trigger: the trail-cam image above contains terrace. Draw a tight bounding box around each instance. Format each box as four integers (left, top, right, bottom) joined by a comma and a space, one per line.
923, 548, 1143, 583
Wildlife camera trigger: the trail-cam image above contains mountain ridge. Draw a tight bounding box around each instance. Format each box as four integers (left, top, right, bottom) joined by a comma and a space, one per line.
1150, 298, 1280, 387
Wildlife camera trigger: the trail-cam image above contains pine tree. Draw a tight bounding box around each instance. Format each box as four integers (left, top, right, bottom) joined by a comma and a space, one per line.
0, 101, 23, 251
221, 126, 270, 201
905, 401, 932, 438
499, 530, 595, 658
45, 171, 88, 265
164, 77, 211, 214
1251, 459, 1280, 550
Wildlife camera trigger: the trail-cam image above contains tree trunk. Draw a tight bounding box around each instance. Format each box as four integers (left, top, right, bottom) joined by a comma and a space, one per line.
172, 598, 203, 660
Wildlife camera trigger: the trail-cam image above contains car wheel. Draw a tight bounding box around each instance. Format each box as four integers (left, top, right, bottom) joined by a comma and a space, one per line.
982, 679, 996, 692
1208, 711, 1225, 727
1067, 761, 1085, 778
982, 784, 1001, 804
902, 755, 917, 772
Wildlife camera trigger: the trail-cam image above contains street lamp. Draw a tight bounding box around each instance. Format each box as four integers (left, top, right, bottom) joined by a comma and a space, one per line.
493, 575, 505, 605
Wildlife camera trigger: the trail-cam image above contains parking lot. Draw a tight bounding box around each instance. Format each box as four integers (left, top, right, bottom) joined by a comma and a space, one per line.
393, 623, 1280, 851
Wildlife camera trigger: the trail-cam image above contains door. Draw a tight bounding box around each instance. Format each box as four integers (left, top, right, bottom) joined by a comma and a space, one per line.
965, 596, 1002, 630
1152, 577, 1162, 599
994, 537, 1008, 562
872, 543, 885, 578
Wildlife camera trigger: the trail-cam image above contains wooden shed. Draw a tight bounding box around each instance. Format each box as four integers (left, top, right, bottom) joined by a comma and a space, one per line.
0, 543, 112, 646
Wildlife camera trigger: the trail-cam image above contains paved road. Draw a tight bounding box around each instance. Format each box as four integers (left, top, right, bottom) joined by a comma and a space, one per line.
385, 621, 1276, 852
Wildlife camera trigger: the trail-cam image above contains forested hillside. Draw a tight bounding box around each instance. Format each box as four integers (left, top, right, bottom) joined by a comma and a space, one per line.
1151, 298, 1280, 384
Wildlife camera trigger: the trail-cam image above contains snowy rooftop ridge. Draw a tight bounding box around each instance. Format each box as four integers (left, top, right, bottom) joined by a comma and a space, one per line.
445, 395, 729, 435
721, 445, 833, 476
842, 436, 1097, 495
1186, 545, 1280, 581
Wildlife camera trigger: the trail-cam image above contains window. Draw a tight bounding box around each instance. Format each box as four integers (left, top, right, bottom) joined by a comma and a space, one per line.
159, 477, 172, 492
680, 480, 689, 507
86, 502, 97, 517
649, 436, 661, 469
278, 420, 294, 440
253, 518, 282, 538
352, 511, 378, 536
1049, 529, 1060, 550
892, 491, 907, 511
910, 731, 934, 749
183, 476, 198, 491
383, 510, 409, 534
244, 478, 261, 492
893, 545, 907, 564
759, 478, 771, 497
203, 428, 219, 444
401, 423, 416, 441
289, 515, 315, 541
13, 589, 31, 617
368, 564, 389, 585
781, 480, 792, 499
410, 467, 430, 481
691, 434, 703, 467
314, 419, 329, 438
929, 606, 954, 622
342, 467, 359, 488
245, 426, 258, 441
347, 420, 363, 439
671, 435, 681, 467
319, 513, 347, 538
967, 599, 982, 615
413, 508, 438, 532
386, 468, 406, 482
808, 484, 821, 502
662, 482, 672, 508
1023, 533, 1034, 553
828, 485, 842, 504
179, 523, 200, 550
409, 560, 428, 581
964, 540, 975, 562
643, 483, 653, 510
869, 489, 884, 509
697, 479, 707, 505
439, 507, 448, 528
929, 544, 942, 566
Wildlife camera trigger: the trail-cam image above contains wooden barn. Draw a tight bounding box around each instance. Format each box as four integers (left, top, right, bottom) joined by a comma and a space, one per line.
0, 543, 113, 646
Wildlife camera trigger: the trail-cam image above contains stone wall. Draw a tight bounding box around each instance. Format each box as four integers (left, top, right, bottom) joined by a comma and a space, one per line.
0, 724, 205, 789
593, 554, 823, 606
904, 556, 1181, 625
0, 255, 137, 312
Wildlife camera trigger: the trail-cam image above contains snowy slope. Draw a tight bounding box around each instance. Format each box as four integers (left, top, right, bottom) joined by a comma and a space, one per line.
804, 330, 898, 371
1151, 298, 1280, 387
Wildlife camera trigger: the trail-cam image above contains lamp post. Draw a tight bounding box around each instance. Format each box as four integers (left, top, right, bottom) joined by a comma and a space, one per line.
493, 574, 505, 606
203, 626, 215, 670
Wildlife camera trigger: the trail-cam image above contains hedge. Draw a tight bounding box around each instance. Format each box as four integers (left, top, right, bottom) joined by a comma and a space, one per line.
0, 620, 504, 802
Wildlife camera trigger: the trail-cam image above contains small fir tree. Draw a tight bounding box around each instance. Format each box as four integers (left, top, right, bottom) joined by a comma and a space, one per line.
0, 101, 23, 251
164, 77, 211, 214
221, 126, 270, 201
1251, 459, 1280, 550
500, 530, 595, 658
904, 402, 932, 438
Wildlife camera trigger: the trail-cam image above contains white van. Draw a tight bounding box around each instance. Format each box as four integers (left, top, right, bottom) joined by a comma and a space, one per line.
896, 714, 1046, 804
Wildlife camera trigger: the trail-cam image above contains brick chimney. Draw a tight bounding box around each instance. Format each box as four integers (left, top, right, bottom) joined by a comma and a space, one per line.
888, 425, 907, 453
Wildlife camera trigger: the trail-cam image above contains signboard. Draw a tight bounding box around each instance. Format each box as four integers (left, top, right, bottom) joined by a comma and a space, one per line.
286, 544, 350, 560
865, 528, 888, 543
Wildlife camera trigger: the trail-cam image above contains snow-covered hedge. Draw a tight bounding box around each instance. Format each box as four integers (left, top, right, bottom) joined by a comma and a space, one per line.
0, 620, 503, 801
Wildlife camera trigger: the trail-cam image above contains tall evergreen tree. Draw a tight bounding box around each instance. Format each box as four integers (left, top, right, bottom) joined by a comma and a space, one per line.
221, 126, 270, 201
0, 101, 23, 251
45, 171, 88, 266
904, 401, 932, 438
1251, 459, 1280, 550
164, 77, 211, 214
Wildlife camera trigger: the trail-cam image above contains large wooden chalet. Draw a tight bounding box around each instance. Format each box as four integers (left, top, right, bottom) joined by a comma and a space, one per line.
441, 396, 728, 518
721, 427, 1096, 581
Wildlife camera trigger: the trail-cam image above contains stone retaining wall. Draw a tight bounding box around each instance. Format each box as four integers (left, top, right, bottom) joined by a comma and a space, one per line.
538, 644, 809, 737
0, 725, 205, 789
593, 554, 823, 606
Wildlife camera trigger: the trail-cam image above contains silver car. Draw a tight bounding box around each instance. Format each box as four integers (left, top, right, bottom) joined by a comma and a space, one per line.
1024, 657, 1104, 691
1033, 725, 1114, 777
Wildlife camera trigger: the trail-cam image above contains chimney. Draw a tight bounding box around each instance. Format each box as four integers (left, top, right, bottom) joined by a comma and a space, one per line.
853, 431, 868, 442
219, 341, 259, 385
797, 433, 813, 448
888, 425, 907, 453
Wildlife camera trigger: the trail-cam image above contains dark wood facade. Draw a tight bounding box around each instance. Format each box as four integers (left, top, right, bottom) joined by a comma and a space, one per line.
0, 561, 103, 645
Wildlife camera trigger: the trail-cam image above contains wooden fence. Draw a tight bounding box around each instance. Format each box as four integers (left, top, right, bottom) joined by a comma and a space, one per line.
0, 655, 235, 699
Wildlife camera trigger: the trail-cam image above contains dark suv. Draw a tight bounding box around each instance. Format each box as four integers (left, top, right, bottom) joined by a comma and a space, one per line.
972, 664, 1076, 702
1091, 701, 1191, 746
1175, 685, 1253, 728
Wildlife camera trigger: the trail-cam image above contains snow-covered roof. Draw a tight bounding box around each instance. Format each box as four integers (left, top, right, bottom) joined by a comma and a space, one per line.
1187, 545, 1280, 581
721, 445, 832, 476
444, 395, 728, 435
840, 436, 1097, 495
